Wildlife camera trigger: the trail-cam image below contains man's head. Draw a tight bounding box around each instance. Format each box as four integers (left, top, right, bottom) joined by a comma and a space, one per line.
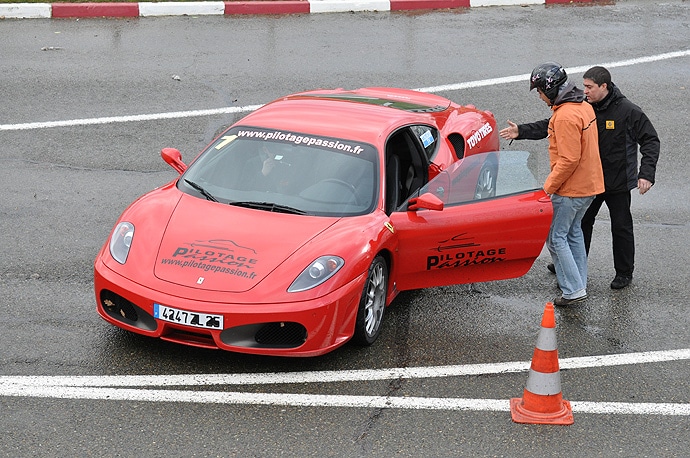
530, 62, 568, 105
582, 66, 612, 103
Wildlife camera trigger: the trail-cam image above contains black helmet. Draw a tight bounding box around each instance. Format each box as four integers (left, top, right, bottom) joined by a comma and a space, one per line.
530, 62, 567, 101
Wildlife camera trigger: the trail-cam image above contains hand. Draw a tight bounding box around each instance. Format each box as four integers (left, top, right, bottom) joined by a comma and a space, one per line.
499, 120, 519, 140
261, 157, 275, 176
638, 178, 653, 195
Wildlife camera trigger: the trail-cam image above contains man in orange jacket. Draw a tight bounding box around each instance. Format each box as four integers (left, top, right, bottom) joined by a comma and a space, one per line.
500, 66, 660, 290
529, 62, 605, 306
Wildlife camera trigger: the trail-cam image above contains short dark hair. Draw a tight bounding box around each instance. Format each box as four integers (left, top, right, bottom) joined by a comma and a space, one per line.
583, 66, 612, 87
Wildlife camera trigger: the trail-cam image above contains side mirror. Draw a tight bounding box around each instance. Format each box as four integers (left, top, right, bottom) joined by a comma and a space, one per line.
161, 148, 187, 174
407, 192, 444, 211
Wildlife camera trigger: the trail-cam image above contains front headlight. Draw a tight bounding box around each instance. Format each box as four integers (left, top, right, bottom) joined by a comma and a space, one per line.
288, 255, 344, 292
109, 222, 134, 264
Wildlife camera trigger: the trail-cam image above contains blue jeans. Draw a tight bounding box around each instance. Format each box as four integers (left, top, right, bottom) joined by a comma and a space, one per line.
547, 194, 595, 299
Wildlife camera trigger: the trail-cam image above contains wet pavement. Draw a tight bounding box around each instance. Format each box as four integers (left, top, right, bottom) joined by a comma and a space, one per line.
1, 1, 689, 456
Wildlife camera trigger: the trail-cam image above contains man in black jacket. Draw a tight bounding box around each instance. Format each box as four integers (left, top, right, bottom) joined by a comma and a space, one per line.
499, 66, 660, 289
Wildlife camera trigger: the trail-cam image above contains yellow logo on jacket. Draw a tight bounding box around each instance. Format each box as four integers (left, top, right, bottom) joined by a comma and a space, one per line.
606, 120, 615, 129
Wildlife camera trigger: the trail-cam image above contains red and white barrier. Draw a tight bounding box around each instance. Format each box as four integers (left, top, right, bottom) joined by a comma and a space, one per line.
0, 0, 601, 19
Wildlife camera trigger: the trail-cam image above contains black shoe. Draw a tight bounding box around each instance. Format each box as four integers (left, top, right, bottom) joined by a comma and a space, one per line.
547, 263, 556, 274
610, 275, 632, 289
553, 294, 587, 306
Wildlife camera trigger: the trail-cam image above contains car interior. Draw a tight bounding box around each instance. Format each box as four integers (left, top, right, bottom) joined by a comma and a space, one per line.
385, 127, 429, 214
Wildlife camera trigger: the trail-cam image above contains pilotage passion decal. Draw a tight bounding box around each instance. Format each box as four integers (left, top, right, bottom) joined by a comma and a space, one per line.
426, 233, 506, 270
160, 239, 258, 281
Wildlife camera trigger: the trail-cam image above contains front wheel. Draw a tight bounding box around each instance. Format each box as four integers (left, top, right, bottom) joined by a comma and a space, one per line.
352, 255, 388, 346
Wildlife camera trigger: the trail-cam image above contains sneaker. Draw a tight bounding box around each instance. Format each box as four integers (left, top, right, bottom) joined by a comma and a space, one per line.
610, 275, 632, 289
547, 263, 556, 274
553, 295, 587, 306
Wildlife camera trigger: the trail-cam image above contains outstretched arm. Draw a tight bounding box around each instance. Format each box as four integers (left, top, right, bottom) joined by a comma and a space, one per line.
499, 118, 550, 141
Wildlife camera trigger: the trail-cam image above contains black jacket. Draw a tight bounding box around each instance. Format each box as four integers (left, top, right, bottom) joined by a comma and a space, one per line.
516, 83, 660, 193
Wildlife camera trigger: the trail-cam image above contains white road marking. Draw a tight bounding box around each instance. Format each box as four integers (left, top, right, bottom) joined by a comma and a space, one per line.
417, 49, 690, 93
1, 384, 688, 416
1, 349, 689, 415
0, 105, 264, 132
1, 50, 688, 132
1, 349, 688, 388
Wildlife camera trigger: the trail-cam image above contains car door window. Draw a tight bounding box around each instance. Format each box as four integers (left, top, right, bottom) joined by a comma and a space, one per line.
418, 150, 542, 206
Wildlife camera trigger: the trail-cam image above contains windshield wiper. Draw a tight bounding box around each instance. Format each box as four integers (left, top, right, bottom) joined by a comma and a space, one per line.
184, 179, 218, 202
228, 201, 306, 215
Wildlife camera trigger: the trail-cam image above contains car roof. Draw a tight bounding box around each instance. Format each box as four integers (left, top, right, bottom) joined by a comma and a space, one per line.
237, 87, 455, 145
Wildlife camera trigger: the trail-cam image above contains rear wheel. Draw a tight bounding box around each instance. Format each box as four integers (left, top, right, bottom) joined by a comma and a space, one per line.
352, 255, 388, 346
474, 158, 498, 200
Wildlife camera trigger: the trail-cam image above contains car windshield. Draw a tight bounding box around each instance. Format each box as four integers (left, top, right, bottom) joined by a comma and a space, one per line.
179, 126, 379, 217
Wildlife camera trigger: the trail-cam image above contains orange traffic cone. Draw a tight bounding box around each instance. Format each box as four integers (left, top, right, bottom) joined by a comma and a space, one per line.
510, 302, 574, 425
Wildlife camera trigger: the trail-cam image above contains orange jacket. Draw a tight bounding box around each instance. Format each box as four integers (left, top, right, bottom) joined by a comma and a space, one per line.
544, 101, 605, 197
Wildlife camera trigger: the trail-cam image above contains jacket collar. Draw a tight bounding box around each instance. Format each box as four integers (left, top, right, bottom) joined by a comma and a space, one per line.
553, 82, 586, 106
591, 82, 625, 111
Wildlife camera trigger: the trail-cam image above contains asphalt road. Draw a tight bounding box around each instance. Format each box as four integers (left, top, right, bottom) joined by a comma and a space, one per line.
1, 1, 689, 456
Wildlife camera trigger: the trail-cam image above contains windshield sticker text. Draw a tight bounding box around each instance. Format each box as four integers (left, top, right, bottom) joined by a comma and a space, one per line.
237, 128, 365, 155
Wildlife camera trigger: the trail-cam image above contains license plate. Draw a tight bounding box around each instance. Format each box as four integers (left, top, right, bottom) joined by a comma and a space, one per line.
154, 303, 223, 330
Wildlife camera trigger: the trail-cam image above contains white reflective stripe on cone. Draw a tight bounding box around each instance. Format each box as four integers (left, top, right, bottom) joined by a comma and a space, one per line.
524, 369, 562, 396
535, 329, 558, 351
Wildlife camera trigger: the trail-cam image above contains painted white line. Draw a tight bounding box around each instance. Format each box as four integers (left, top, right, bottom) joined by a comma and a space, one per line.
1, 361, 530, 388
1, 384, 688, 416
2, 349, 687, 415
569, 401, 690, 416
557, 348, 690, 370
415, 49, 690, 93
0, 105, 263, 132
1, 50, 688, 132
0, 384, 506, 410
1, 349, 688, 388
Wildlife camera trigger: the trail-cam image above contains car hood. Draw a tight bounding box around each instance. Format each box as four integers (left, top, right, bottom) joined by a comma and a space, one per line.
154, 195, 338, 293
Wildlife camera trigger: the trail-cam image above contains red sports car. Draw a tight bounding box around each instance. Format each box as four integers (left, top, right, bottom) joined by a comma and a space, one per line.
95, 87, 552, 357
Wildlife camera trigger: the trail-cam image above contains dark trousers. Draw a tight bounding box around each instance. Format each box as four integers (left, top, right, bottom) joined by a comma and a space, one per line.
581, 191, 634, 278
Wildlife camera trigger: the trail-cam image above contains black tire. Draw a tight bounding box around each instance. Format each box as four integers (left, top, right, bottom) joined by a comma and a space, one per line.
352, 255, 388, 346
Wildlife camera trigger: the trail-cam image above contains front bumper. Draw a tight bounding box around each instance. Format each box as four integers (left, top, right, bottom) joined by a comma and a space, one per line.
94, 260, 365, 357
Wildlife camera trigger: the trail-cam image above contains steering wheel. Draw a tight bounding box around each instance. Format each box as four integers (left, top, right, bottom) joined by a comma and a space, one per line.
319, 178, 361, 205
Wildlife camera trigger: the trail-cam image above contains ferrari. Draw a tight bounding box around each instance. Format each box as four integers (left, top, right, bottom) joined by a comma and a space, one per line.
95, 87, 552, 357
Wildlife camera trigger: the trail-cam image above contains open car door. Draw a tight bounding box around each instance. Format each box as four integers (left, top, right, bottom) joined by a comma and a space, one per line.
390, 151, 553, 292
